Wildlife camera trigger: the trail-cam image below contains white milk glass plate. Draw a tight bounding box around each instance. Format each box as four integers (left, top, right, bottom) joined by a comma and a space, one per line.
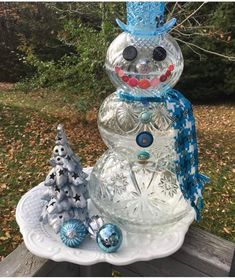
16, 167, 194, 266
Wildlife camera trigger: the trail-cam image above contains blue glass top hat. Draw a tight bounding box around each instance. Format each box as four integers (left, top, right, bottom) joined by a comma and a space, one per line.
116, 2, 176, 36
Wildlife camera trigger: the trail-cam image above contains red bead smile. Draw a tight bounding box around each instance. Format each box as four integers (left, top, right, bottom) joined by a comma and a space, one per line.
114, 64, 174, 89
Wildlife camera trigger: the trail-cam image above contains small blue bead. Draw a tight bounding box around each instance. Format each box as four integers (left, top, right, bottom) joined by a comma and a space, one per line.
96, 223, 123, 253
137, 150, 150, 160
136, 131, 154, 148
139, 111, 152, 123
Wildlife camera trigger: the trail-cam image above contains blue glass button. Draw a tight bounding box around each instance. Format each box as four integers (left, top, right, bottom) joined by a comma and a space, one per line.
139, 111, 152, 123
136, 131, 153, 147
137, 150, 150, 161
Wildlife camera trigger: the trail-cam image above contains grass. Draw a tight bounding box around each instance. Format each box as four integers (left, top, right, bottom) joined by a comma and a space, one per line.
193, 105, 235, 238
0, 84, 234, 260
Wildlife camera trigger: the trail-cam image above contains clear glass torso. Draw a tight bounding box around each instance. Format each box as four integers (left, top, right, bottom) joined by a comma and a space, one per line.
88, 92, 190, 233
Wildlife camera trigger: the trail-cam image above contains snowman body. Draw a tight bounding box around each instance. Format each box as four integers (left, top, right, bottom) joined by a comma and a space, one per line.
88, 3, 208, 233
88, 32, 192, 233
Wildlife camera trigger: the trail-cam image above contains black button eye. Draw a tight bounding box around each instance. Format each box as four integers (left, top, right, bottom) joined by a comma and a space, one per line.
55, 149, 58, 153
61, 148, 64, 151
153, 46, 167, 61
123, 46, 137, 61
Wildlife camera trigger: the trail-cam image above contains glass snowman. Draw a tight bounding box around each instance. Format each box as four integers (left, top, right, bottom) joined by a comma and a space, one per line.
88, 2, 209, 233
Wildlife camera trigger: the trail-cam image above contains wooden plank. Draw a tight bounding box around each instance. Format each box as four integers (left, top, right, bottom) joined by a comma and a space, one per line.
35, 261, 81, 277
113, 227, 235, 277
115, 257, 208, 277
79, 263, 112, 277
36, 262, 112, 277
112, 265, 143, 277
0, 242, 48, 277
172, 226, 235, 277
229, 249, 235, 277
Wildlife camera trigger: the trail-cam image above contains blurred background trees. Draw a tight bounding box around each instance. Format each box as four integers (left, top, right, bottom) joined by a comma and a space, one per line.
0, 2, 234, 110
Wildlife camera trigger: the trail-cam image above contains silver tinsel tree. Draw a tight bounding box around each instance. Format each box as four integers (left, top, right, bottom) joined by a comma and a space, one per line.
39, 124, 89, 233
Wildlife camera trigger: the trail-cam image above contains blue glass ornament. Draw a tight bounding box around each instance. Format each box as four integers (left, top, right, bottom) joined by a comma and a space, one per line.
96, 223, 123, 253
136, 131, 154, 147
60, 219, 88, 248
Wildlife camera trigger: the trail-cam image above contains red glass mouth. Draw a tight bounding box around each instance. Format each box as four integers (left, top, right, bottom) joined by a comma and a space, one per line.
114, 64, 174, 89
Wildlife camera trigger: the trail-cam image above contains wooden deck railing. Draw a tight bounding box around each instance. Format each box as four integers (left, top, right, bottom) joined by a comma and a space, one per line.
0, 226, 234, 277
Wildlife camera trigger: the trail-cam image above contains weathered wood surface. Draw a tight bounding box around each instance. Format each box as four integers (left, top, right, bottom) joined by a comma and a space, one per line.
229, 249, 235, 277
171, 226, 234, 277
113, 226, 235, 277
0, 226, 234, 277
0, 242, 48, 277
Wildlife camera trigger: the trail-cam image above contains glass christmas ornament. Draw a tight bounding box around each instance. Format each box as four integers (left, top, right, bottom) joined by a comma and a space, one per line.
60, 219, 88, 248
87, 215, 104, 239
96, 223, 123, 253
88, 2, 209, 234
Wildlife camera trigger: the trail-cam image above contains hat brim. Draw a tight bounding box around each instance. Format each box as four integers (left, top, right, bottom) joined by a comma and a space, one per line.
116, 18, 176, 36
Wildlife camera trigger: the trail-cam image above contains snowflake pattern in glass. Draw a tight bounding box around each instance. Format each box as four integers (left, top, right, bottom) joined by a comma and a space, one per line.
159, 170, 178, 197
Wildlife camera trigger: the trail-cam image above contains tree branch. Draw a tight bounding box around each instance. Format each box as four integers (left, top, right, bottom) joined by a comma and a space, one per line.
182, 41, 203, 60
172, 2, 206, 31
176, 38, 235, 61
166, 2, 177, 21
172, 29, 231, 44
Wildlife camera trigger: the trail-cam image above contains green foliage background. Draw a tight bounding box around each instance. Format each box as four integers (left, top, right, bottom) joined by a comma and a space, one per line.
0, 2, 234, 110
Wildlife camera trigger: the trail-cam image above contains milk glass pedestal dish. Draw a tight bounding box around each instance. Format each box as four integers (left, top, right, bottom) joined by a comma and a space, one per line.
16, 167, 195, 266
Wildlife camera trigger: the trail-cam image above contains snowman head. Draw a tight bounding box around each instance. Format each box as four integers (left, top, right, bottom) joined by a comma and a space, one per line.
105, 2, 183, 96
